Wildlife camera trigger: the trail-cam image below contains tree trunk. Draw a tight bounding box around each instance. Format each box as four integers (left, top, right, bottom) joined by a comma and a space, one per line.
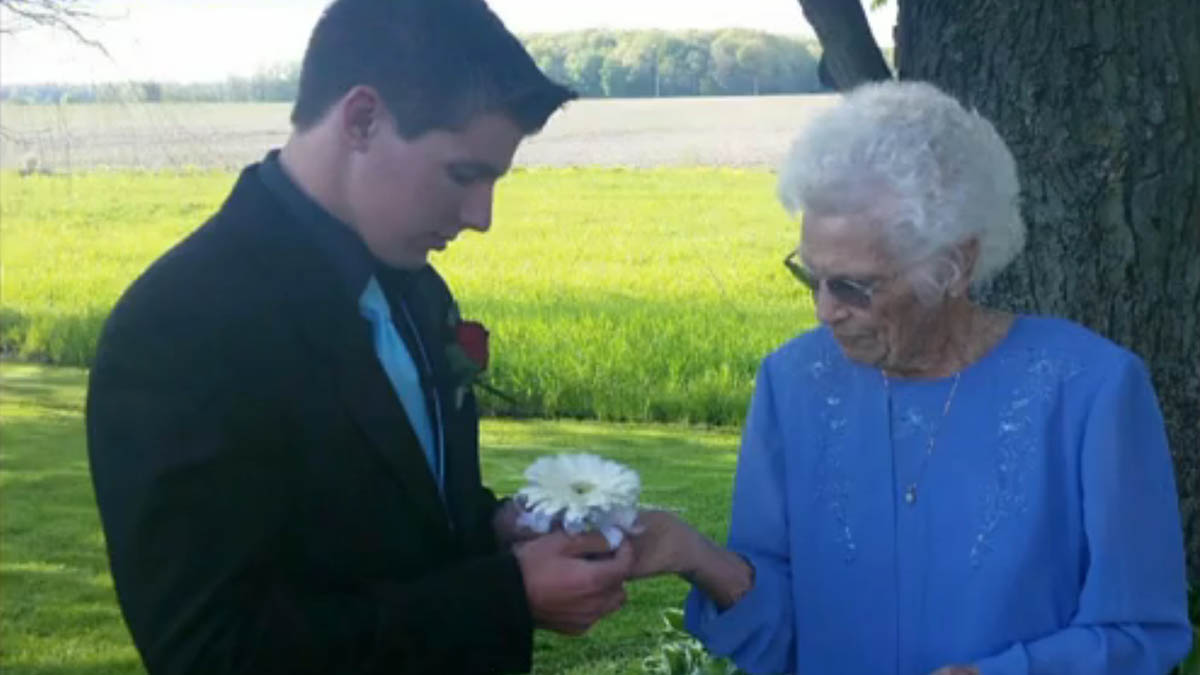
896, 0, 1200, 581
795, 0, 893, 88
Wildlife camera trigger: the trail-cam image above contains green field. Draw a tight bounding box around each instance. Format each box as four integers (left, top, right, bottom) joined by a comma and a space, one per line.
0, 167, 816, 425
0, 363, 738, 675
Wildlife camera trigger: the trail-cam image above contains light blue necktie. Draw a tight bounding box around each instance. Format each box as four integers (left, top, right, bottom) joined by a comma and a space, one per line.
358, 276, 441, 490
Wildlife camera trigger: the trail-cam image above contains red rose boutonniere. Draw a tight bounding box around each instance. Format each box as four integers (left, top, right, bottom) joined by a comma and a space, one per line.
445, 304, 516, 410
455, 321, 489, 372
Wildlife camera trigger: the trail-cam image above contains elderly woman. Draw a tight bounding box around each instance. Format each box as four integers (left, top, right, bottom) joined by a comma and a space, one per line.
630, 81, 1192, 674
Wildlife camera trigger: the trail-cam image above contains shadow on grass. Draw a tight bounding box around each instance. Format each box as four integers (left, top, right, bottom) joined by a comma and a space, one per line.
0, 379, 139, 675
0, 663, 144, 675
0, 365, 741, 675
1, 379, 87, 414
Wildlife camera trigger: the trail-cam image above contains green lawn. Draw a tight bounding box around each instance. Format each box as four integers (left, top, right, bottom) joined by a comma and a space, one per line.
3, 366, 1197, 674
0, 168, 815, 425
0, 363, 739, 675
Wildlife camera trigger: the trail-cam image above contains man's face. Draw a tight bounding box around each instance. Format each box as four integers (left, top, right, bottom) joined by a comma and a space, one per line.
344, 111, 524, 269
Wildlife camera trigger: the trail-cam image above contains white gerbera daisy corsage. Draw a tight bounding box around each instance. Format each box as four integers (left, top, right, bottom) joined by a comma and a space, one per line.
516, 453, 642, 548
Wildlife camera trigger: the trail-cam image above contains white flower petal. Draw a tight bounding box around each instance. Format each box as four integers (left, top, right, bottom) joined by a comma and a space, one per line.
562, 515, 588, 535
515, 453, 642, 540
516, 508, 555, 534
599, 525, 625, 549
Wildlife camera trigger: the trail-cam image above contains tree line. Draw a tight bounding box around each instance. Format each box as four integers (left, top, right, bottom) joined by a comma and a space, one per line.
0, 29, 829, 104
0, 62, 301, 105
523, 29, 824, 97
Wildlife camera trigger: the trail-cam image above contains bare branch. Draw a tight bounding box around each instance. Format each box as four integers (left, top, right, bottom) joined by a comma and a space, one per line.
0, 0, 111, 57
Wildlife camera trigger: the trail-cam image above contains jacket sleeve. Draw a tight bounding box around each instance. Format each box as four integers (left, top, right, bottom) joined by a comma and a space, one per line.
972, 354, 1192, 675
86, 310, 533, 675
684, 358, 796, 674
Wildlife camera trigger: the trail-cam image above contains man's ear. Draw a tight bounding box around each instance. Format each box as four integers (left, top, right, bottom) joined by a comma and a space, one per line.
338, 85, 384, 151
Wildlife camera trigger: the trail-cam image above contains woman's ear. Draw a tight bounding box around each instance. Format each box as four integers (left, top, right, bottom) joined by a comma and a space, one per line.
950, 237, 981, 297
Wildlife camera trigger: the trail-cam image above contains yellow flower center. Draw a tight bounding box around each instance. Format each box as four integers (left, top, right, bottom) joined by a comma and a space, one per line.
570, 480, 595, 495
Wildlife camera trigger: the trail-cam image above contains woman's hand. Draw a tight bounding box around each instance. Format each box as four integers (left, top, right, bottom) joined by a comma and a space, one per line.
632, 510, 756, 609
628, 510, 703, 579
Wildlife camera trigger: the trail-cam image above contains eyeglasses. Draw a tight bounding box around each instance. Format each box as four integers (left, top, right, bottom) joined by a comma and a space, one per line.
783, 251, 883, 310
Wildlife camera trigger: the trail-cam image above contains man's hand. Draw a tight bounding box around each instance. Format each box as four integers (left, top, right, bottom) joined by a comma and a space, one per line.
491, 498, 540, 547
628, 510, 703, 579
515, 531, 633, 635
930, 666, 979, 675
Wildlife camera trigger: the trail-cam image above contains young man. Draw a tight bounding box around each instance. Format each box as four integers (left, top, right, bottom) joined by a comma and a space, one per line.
86, 1, 632, 672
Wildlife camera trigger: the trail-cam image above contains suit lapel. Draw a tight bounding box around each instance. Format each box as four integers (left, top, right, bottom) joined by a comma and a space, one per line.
329, 310, 452, 536
236, 180, 453, 539
396, 270, 480, 536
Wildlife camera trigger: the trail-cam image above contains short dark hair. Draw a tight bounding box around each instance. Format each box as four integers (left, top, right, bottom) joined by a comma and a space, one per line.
291, 0, 576, 137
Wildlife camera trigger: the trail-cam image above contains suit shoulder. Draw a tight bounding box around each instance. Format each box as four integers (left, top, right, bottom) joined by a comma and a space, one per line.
97, 218, 284, 378
105, 169, 292, 335
108, 220, 259, 325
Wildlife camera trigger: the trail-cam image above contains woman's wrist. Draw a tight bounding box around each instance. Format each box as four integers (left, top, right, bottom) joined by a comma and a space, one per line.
674, 525, 709, 577
684, 538, 755, 610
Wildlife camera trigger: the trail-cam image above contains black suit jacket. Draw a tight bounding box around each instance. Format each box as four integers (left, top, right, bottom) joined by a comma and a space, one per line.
86, 164, 533, 674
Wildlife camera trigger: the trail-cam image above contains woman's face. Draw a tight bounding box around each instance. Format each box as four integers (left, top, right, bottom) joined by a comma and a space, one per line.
799, 213, 946, 371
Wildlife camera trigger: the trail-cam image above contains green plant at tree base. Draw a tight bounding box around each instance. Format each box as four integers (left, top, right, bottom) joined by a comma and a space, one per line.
641, 608, 743, 675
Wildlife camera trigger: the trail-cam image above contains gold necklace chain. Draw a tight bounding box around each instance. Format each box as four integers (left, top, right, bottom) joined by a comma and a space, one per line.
882, 370, 961, 506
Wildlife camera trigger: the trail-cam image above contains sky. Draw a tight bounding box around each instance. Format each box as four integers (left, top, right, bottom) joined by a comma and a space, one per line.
0, 0, 897, 85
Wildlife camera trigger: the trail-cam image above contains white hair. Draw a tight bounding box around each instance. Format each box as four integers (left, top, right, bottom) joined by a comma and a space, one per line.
778, 81, 1025, 301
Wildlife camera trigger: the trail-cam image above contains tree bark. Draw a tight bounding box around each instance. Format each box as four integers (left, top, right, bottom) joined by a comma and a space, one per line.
795, 0, 893, 89
896, 0, 1200, 581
